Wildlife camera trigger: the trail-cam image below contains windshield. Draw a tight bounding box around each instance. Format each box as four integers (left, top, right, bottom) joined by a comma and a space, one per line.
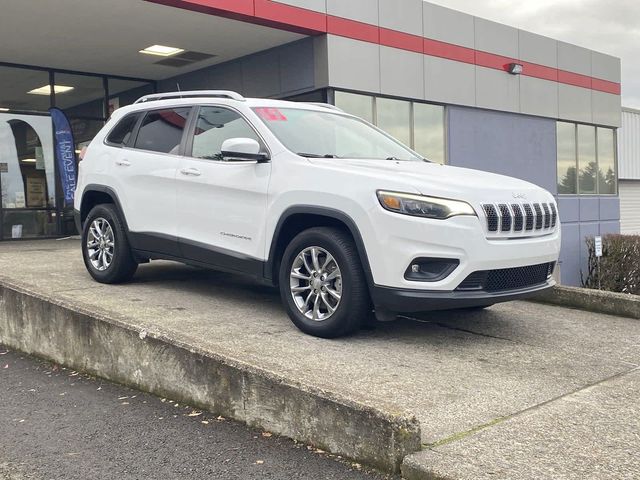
252, 107, 425, 161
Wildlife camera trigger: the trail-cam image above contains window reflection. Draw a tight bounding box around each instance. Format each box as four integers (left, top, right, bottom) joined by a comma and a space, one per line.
577, 125, 597, 194
414, 103, 445, 164
335, 91, 374, 123
597, 128, 616, 195
376, 98, 411, 147
557, 122, 577, 194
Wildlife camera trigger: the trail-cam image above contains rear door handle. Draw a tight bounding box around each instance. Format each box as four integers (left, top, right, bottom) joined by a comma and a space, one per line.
180, 167, 202, 177
115, 159, 131, 167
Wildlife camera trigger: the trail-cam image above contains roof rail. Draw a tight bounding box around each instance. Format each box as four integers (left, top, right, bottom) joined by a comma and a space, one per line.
134, 90, 245, 104
307, 102, 344, 112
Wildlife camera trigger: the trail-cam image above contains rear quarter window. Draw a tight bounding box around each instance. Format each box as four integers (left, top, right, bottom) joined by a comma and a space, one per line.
106, 113, 140, 146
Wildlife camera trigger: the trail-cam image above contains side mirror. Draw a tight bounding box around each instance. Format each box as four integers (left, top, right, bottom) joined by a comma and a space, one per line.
220, 138, 269, 163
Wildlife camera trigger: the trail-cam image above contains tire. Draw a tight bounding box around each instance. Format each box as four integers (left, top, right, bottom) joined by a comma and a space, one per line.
82, 203, 138, 284
278, 227, 370, 338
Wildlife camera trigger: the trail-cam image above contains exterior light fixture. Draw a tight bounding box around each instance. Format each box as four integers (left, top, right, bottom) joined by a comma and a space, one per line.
28, 85, 74, 95
508, 63, 523, 75
0, 107, 9, 112
140, 44, 185, 57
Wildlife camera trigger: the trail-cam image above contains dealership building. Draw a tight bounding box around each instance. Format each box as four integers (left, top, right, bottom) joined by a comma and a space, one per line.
0, 0, 622, 285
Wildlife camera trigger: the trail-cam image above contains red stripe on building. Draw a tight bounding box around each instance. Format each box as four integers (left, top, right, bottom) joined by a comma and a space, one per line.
379, 28, 423, 54
144, 0, 620, 96
423, 38, 475, 64
327, 15, 379, 43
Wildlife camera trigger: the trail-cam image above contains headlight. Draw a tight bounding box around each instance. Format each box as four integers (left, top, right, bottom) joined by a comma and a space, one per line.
377, 190, 476, 219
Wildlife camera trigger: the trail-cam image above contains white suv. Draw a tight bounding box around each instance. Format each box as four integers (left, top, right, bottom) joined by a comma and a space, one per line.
75, 90, 561, 338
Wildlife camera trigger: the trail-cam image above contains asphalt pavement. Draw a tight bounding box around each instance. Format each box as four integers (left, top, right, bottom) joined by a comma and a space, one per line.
0, 347, 394, 480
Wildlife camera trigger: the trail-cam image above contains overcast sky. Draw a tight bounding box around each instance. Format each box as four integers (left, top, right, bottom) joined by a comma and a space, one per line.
430, 0, 640, 109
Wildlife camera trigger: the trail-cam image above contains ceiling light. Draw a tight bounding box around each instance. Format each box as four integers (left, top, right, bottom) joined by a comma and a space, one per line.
0, 107, 9, 112
28, 85, 74, 95
140, 44, 185, 57
21, 158, 37, 163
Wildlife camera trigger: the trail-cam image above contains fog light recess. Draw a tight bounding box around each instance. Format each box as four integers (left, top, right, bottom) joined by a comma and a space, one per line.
404, 258, 460, 282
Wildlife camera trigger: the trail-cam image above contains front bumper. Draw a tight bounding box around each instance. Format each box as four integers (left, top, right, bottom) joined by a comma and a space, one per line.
371, 278, 555, 313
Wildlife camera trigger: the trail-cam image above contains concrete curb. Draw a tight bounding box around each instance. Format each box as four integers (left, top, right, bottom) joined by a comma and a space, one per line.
0, 280, 421, 473
532, 285, 640, 320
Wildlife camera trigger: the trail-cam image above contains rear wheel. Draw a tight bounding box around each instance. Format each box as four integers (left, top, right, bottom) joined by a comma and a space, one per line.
279, 227, 370, 338
82, 204, 137, 284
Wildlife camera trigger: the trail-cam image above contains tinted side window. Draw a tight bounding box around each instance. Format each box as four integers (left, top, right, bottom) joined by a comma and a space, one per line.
191, 107, 260, 160
106, 114, 139, 146
134, 107, 191, 154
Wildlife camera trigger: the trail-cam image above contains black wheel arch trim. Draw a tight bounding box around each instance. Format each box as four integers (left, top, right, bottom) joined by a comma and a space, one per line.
79, 184, 130, 233
265, 206, 374, 289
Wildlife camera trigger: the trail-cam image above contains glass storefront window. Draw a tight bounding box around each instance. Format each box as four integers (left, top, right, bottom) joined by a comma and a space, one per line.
414, 103, 445, 164
577, 124, 597, 195
0, 66, 51, 112
2, 210, 57, 239
334, 91, 374, 123
557, 122, 577, 194
376, 97, 411, 147
108, 78, 155, 113
597, 128, 616, 195
54, 73, 105, 119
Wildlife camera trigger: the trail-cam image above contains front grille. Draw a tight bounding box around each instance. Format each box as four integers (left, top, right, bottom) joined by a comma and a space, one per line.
456, 262, 554, 293
482, 201, 557, 237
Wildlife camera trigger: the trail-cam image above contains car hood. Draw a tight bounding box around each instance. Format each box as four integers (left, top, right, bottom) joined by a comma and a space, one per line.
308, 158, 554, 205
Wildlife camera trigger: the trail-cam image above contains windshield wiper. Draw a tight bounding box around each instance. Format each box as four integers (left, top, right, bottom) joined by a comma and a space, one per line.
297, 153, 340, 158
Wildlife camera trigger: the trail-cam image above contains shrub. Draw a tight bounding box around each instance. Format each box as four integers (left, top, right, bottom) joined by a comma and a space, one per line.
582, 234, 640, 294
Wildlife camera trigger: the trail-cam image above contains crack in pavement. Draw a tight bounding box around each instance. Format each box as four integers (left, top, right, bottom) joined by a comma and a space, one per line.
423, 365, 640, 449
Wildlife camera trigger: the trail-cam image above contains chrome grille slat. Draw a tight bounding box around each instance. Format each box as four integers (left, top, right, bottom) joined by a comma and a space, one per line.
482, 201, 557, 237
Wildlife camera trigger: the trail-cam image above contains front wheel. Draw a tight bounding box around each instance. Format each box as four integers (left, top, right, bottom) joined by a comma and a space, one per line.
82, 204, 138, 284
279, 227, 370, 338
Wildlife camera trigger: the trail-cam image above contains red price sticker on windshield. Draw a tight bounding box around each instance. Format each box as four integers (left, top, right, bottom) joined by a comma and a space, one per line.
255, 107, 287, 121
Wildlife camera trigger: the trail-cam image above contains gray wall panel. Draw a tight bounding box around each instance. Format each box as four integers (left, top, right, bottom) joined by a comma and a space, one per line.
380, 47, 424, 99
424, 56, 475, 106
475, 66, 519, 113
279, 39, 316, 93
591, 51, 621, 83
272, 0, 326, 12
327, 0, 378, 24
579, 197, 599, 222
558, 42, 592, 77
447, 106, 556, 192
242, 50, 281, 97
557, 197, 580, 222
327, 36, 380, 93
592, 91, 621, 127
559, 223, 580, 286
599, 197, 620, 221
558, 84, 592, 124
599, 220, 621, 235
520, 77, 558, 118
379, 0, 423, 35
474, 17, 518, 58
423, 2, 475, 48
518, 31, 557, 67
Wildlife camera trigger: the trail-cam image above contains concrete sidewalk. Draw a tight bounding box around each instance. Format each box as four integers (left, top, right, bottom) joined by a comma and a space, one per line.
1, 240, 638, 478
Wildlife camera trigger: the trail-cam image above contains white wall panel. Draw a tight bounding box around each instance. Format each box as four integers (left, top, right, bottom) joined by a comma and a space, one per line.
520, 76, 558, 118
592, 51, 621, 83
327, 0, 378, 24
475, 66, 519, 113
619, 108, 640, 179
558, 42, 591, 76
619, 180, 640, 234
380, 46, 424, 99
424, 56, 475, 106
272, 0, 326, 13
592, 91, 621, 127
558, 84, 592, 124
326, 35, 380, 94
423, 2, 475, 49
518, 30, 557, 67
474, 17, 518, 58
379, 0, 422, 35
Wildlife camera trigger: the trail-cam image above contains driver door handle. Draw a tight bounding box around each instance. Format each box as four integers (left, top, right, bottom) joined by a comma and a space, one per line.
180, 167, 202, 177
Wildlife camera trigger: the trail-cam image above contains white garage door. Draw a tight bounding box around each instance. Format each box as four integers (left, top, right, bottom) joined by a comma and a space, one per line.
619, 180, 640, 234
